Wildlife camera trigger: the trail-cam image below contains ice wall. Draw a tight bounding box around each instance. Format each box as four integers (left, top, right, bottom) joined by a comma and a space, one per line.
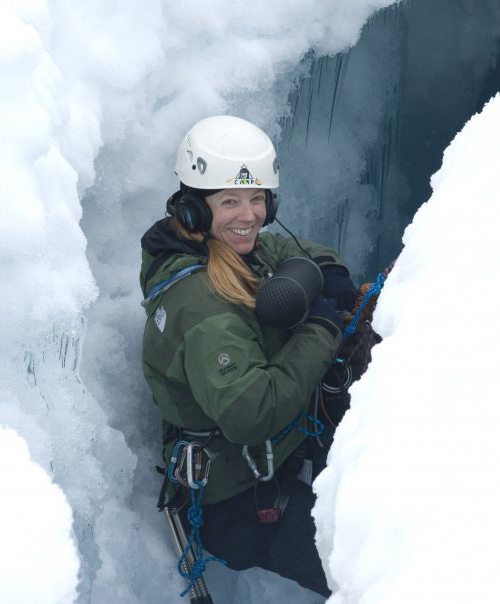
278, 4, 403, 282
279, 0, 500, 281
314, 91, 500, 604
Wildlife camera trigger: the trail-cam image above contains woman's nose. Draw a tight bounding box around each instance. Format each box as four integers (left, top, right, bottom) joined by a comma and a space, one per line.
237, 200, 255, 221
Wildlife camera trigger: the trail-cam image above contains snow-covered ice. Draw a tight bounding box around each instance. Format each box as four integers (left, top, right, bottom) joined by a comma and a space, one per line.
0, 428, 79, 604
314, 93, 500, 604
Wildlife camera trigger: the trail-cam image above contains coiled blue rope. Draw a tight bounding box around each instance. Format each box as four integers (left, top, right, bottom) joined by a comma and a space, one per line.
178, 485, 227, 597
344, 272, 386, 337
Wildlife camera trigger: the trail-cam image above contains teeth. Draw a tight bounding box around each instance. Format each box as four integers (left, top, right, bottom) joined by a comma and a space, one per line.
230, 227, 252, 236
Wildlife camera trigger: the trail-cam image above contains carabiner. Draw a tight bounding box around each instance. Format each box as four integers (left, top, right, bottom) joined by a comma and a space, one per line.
242, 440, 274, 482
322, 358, 353, 394
186, 441, 215, 489
174, 446, 191, 487
168, 440, 189, 483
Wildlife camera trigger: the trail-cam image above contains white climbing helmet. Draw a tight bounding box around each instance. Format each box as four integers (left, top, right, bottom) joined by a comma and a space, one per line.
174, 115, 279, 190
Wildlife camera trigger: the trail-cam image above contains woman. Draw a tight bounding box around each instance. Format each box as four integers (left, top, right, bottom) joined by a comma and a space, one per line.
140, 115, 358, 597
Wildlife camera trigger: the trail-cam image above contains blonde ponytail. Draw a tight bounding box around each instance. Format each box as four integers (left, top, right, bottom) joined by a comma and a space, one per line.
171, 218, 259, 308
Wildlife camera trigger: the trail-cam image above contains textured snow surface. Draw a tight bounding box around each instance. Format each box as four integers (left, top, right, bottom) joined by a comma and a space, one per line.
313, 94, 500, 604
0, 428, 79, 604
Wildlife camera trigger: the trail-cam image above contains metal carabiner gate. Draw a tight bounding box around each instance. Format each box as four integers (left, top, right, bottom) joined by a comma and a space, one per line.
242, 439, 274, 482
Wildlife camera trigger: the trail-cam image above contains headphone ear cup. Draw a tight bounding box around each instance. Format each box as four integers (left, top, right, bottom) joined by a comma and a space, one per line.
263, 191, 279, 226
166, 190, 182, 217
169, 193, 212, 232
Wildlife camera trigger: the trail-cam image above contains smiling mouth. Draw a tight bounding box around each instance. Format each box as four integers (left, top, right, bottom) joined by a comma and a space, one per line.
228, 227, 253, 236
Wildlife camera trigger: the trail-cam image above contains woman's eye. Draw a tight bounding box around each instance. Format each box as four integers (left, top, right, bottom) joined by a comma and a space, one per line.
222, 199, 237, 206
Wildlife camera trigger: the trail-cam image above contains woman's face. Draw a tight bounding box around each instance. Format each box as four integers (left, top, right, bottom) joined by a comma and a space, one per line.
205, 188, 267, 255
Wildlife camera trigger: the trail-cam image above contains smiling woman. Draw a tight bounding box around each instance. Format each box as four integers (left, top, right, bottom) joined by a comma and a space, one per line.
139, 115, 359, 598
206, 188, 267, 255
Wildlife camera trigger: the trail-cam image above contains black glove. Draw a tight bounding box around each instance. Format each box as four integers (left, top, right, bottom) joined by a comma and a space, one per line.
337, 319, 382, 381
321, 265, 358, 312
306, 296, 343, 337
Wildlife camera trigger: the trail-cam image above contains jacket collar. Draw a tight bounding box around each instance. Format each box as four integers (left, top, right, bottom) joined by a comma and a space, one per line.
141, 218, 209, 258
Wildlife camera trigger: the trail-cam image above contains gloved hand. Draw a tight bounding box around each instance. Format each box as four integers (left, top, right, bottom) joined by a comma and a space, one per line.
321, 265, 358, 311
306, 296, 343, 337
337, 319, 382, 381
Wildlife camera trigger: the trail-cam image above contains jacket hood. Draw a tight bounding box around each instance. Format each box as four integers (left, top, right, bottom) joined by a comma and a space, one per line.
141, 217, 208, 258
140, 218, 209, 300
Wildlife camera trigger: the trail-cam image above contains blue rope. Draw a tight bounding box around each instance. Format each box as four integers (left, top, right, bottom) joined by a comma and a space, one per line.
178, 485, 226, 598
143, 264, 205, 304
272, 412, 324, 446
344, 272, 386, 337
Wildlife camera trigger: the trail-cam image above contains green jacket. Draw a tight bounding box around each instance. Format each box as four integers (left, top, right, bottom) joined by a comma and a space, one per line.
140, 219, 344, 504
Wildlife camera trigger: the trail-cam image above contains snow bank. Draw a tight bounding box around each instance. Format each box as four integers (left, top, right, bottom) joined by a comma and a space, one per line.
0, 428, 79, 604
314, 94, 500, 603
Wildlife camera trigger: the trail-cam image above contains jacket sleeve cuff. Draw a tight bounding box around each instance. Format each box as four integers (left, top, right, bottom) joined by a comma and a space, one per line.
306, 316, 342, 339
311, 255, 339, 266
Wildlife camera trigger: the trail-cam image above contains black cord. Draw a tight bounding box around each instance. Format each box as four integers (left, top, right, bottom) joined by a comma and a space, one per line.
274, 217, 312, 259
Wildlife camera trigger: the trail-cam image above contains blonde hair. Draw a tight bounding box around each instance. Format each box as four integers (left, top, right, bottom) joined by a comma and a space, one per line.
171, 218, 259, 308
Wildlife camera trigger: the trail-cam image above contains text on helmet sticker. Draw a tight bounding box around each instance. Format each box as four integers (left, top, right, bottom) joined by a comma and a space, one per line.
226, 164, 262, 186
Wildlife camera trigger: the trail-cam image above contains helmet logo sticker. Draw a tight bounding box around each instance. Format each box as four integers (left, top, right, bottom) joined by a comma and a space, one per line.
226, 164, 262, 186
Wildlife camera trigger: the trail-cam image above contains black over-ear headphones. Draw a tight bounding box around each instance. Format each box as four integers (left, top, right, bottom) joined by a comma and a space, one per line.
166, 190, 213, 232
166, 188, 279, 232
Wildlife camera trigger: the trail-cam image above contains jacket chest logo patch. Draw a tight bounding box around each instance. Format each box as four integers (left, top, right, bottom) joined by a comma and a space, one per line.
217, 353, 237, 376
218, 353, 230, 366
154, 305, 166, 333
